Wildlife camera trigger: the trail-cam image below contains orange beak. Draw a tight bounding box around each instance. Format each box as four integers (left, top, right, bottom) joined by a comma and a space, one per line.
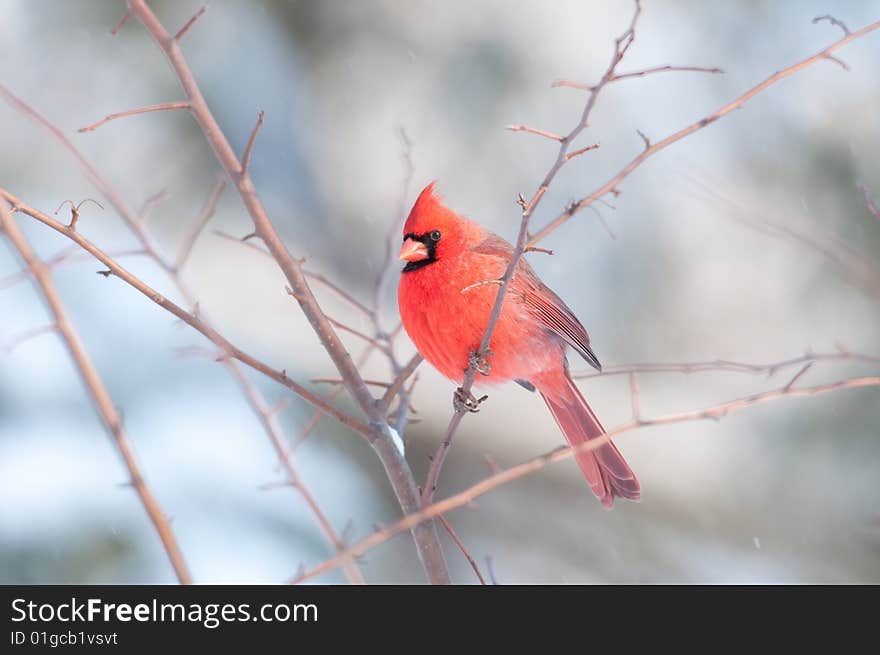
399, 238, 429, 262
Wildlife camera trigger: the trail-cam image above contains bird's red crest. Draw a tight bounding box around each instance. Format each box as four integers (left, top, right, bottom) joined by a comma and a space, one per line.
403, 181, 446, 236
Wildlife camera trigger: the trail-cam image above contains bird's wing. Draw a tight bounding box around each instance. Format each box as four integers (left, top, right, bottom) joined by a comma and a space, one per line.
474, 233, 602, 371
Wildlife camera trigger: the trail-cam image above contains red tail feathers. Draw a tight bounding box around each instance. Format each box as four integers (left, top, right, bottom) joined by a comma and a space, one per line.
536, 369, 640, 508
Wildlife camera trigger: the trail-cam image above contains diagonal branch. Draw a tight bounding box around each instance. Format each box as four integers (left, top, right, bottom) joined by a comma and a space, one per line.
2, 189, 372, 440
78, 102, 191, 132
528, 16, 880, 244
294, 372, 880, 583
0, 201, 192, 584
174, 175, 227, 270
120, 0, 450, 583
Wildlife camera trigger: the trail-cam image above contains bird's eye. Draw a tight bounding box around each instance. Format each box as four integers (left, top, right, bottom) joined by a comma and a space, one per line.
429, 230, 442, 242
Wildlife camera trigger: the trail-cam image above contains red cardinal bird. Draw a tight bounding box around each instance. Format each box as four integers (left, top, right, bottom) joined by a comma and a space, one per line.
397, 182, 640, 508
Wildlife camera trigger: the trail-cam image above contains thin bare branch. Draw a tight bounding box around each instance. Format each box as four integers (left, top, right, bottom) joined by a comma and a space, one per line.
529, 16, 880, 244
2, 189, 372, 440
506, 125, 563, 141
78, 102, 190, 133
437, 515, 486, 585
174, 175, 227, 270
3, 323, 58, 354
573, 351, 880, 380
553, 64, 722, 91
174, 4, 208, 41
111, 9, 132, 36
0, 202, 192, 584
222, 361, 365, 584
0, 84, 171, 269
565, 143, 600, 161
294, 373, 880, 583
324, 316, 391, 354
241, 110, 264, 176
381, 353, 423, 409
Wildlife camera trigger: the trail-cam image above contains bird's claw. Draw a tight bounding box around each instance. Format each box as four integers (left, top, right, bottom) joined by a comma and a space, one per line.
454, 387, 488, 413
469, 350, 493, 376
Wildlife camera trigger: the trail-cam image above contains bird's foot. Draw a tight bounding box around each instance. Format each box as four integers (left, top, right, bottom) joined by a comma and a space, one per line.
454, 387, 488, 413
469, 349, 493, 376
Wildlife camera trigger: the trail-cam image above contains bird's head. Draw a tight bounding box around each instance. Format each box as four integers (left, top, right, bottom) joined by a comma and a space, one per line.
398, 181, 474, 272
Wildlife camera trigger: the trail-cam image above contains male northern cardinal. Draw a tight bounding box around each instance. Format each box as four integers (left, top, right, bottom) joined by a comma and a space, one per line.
397, 182, 640, 508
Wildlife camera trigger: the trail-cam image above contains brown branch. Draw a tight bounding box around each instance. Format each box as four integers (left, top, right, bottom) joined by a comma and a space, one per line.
381, 353, 423, 409
553, 64, 722, 90
294, 345, 378, 449
4, 82, 365, 585
0, 202, 192, 584
174, 175, 227, 270
437, 515, 486, 585
78, 102, 190, 132
111, 9, 132, 36
506, 125, 564, 141
528, 16, 880, 244
126, 0, 449, 583
241, 110, 264, 176
174, 4, 208, 41
565, 143, 600, 161
3, 323, 58, 354
222, 361, 365, 584
294, 373, 880, 583
2, 190, 372, 440
0, 84, 171, 269
573, 351, 880, 380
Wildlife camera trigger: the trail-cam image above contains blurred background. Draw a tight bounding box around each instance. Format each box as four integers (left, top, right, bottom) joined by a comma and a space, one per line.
1, 0, 879, 584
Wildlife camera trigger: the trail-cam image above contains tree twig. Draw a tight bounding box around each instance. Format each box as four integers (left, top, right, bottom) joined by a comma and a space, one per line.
293, 373, 880, 583
78, 102, 191, 132
2, 189, 372, 439
528, 16, 880, 244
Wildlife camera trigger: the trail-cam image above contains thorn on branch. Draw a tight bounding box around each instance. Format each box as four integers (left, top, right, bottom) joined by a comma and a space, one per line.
636, 129, 651, 151
517, 193, 528, 211
175, 4, 209, 41
241, 110, 265, 176
96, 269, 113, 278
823, 54, 850, 70
54, 198, 103, 231
524, 246, 554, 255
812, 14, 851, 36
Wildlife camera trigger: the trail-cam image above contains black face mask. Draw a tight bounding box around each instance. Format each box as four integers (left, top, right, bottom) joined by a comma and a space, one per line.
401, 230, 441, 272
